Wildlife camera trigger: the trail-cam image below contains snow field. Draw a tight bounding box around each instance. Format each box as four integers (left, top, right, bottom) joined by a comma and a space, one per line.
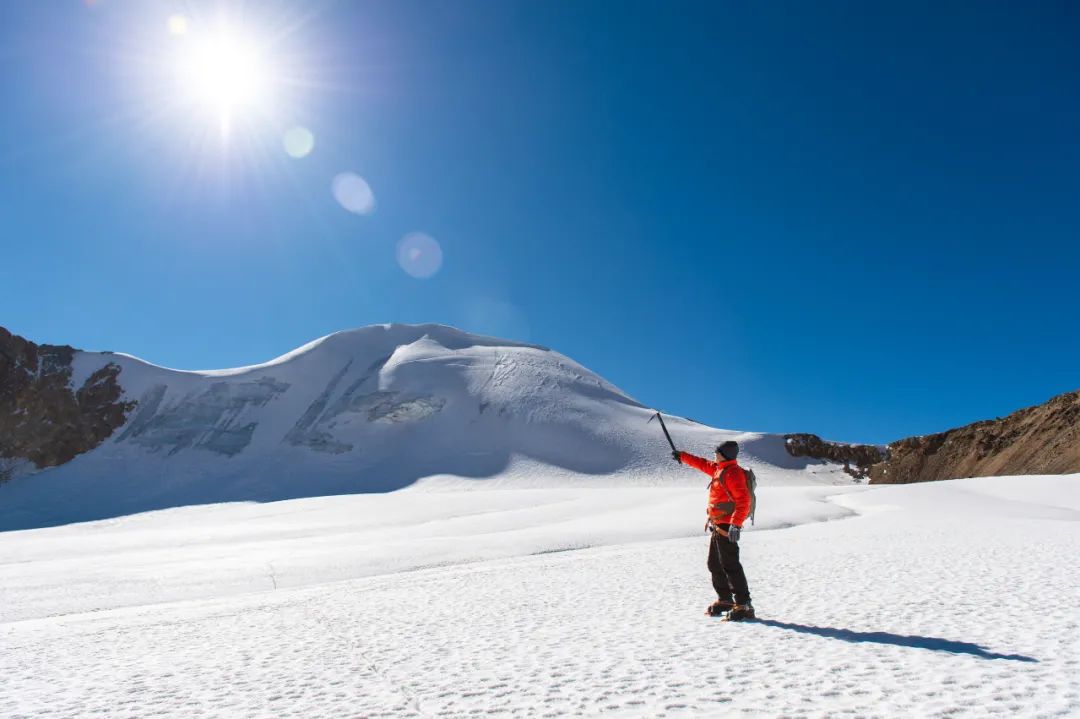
1, 475, 1078, 717
0, 486, 851, 623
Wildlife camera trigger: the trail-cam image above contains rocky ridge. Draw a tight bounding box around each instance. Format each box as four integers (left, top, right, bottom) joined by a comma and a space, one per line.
0, 327, 134, 482
867, 389, 1080, 484
782, 434, 884, 480
782, 389, 1080, 484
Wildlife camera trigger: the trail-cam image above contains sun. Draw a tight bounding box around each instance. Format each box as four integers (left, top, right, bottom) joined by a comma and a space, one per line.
172, 23, 276, 130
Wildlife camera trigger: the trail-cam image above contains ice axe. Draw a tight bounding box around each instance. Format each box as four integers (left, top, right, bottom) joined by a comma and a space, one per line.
648, 411, 677, 453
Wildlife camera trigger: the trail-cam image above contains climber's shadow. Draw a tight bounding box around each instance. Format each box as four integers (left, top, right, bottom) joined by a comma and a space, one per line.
754, 619, 1037, 662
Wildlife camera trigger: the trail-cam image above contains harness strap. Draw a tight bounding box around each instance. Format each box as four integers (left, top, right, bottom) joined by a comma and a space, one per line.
709, 466, 736, 501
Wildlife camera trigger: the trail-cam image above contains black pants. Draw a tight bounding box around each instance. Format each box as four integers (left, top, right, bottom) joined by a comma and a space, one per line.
707, 524, 751, 605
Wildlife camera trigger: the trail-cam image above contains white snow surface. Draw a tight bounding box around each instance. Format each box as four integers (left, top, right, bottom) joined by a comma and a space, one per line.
2, 474, 1078, 717
1, 323, 858, 531
4, 324, 1077, 715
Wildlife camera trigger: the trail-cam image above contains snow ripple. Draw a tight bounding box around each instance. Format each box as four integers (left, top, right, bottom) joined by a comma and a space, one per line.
2, 510, 1076, 717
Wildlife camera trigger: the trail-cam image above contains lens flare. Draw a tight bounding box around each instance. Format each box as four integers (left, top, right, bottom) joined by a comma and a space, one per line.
331, 172, 375, 215
282, 126, 314, 158
167, 15, 189, 36
462, 298, 530, 341
396, 232, 443, 278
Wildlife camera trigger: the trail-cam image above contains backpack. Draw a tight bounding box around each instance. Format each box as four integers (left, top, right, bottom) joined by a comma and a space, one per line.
716, 465, 758, 525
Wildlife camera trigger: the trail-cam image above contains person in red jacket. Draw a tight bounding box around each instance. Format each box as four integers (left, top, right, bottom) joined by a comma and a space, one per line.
674, 440, 755, 620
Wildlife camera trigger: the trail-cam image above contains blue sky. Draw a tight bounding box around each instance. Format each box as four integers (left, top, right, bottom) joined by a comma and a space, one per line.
2, 1, 1078, 444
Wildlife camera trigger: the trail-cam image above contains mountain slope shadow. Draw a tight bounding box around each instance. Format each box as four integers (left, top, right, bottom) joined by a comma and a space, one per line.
754, 620, 1037, 662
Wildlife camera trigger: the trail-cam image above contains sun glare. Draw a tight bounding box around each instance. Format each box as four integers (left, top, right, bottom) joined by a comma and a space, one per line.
173, 25, 275, 130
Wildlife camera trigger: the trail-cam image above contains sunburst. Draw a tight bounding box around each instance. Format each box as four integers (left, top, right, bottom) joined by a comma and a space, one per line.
170, 22, 276, 136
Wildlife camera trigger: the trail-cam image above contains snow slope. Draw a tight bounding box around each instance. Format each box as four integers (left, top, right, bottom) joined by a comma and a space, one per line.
0, 324, 855, 531
2, 474, 1078, 717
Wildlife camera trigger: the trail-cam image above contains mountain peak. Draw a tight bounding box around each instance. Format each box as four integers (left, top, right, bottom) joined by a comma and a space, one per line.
0, 323, 854, 530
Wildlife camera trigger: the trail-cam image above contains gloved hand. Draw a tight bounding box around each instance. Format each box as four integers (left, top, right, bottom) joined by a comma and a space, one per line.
727, 526, 741, 544
671, 450, 681, 463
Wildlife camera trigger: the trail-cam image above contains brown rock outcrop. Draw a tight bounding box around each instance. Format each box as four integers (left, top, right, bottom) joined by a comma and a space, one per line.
783, 433, 885, 479
0, 327, 134, 481
868, 389, 1080, 484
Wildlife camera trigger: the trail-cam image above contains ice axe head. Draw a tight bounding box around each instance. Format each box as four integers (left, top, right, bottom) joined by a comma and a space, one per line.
648, 411, 677, 452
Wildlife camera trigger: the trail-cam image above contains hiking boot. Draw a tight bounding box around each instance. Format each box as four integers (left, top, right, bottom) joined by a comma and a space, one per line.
725, 604, 756, 622
706, 599, 735, 617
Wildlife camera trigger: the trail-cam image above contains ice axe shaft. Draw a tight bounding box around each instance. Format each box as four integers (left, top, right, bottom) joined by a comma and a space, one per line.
649, 411, 677, 453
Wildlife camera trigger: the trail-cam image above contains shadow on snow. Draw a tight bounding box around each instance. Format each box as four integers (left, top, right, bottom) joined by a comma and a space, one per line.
755, 620, 1037, 662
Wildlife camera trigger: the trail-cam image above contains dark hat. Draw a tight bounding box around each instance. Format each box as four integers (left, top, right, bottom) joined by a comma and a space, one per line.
716, 441, 739, 460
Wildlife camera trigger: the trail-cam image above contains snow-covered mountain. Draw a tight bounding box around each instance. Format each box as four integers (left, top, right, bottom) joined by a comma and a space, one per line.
0, 324, 854, 530
3, 324, 1076, 716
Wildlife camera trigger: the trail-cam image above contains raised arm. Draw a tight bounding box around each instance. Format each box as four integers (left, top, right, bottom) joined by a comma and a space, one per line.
678, 452, 718, 477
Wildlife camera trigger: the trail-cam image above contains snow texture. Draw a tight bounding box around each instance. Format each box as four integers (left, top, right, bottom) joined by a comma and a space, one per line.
1, 474, 1078, 717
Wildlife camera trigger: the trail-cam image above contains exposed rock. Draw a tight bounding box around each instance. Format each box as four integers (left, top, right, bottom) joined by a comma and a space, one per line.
116, 378, 289, 457
365, 393, 446, 424
283, 354, 444, 453
783, 433, 884, 480
868, 389, 1080, 484
0, 327, 134, 479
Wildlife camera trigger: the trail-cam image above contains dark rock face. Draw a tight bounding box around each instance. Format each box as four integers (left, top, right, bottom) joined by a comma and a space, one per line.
0, 327, 134, 481
783, 433, 884, 480
786, 390, 1080, 484
868, 389, 1080, 484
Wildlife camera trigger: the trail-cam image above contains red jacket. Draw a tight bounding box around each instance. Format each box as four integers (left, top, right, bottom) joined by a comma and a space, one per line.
678, 452, 752, 528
